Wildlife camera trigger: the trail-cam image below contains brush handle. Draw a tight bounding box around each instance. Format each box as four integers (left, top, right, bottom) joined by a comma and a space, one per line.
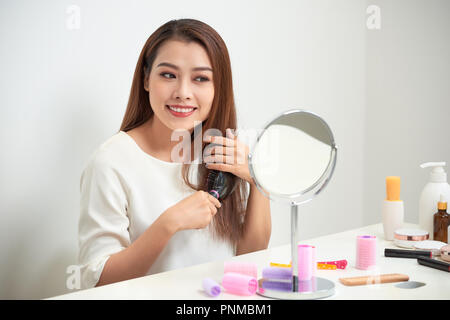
339, 273, 409, 286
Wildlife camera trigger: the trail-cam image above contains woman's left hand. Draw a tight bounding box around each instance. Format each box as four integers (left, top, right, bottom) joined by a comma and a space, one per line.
203, 128, 253, 185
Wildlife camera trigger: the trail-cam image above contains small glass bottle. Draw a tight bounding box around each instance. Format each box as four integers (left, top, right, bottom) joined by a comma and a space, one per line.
433, 195, 450, 243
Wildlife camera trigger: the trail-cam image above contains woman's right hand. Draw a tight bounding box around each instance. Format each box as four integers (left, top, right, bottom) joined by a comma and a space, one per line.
164, 191, 222, 232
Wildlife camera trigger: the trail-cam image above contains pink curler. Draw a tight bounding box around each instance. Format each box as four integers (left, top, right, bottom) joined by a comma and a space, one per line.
222, 272, 257, 296
356, 235, 377, 270
298, 245, 313, 281
224, 261, 257, 279
202, 278, 221, 297
311, 246, 317, 277
317, 259, 348, 269
298, 277, 317, 293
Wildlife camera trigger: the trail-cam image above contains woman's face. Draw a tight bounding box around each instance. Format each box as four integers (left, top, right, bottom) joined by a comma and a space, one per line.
145, 39, 215, 132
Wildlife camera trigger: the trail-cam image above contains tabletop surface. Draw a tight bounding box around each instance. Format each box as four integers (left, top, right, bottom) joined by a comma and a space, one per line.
50, 223, 450, 300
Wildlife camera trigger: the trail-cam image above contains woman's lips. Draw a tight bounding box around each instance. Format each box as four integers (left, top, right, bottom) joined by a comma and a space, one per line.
166, 105, 197, 118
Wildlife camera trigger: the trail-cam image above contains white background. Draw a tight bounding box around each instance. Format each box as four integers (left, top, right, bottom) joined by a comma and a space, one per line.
0, 0, 448, 299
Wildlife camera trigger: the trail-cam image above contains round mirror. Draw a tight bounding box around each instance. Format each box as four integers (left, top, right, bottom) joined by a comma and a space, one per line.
249, 109, 338, 300
249, 109, 337, 205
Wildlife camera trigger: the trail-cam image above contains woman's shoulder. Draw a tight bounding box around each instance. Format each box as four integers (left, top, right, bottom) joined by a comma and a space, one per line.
83, 131, 132, 171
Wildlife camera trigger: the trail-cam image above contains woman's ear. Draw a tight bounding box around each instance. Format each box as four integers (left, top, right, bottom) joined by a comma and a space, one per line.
144, 76, 149, 92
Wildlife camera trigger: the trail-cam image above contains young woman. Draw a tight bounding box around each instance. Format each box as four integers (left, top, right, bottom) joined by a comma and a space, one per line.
78, 18, 271, 289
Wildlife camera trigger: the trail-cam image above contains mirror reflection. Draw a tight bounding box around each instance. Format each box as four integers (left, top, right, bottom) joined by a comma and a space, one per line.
250, 110, 336, 198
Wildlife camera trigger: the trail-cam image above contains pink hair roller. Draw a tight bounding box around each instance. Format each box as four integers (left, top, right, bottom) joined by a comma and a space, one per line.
356, 235, 377, 270
224, 261, 257, 279
298, 278, 317, 292
298, 245, 313, 281
317, 259, 348, 269
311, 246, 317, 277
222, 272, 257, 296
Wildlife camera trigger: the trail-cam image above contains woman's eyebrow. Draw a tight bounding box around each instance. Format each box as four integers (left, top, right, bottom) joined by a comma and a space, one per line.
156, 62, 213, 72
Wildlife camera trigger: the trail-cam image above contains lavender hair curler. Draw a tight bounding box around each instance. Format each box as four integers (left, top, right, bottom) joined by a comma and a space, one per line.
262, 266, 292, 281
261, 279, 292, 292
202, 278, 221, 297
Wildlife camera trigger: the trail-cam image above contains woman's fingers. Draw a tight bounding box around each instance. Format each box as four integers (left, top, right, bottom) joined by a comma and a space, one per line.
207, 192, 222, 208
204, 154, 234, 165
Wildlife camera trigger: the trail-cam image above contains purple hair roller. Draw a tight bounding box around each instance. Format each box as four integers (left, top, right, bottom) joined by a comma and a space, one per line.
262, 267, 292, 281
222, 272, 257, 296
262, 280, 292, 292
202, 278, 221, 297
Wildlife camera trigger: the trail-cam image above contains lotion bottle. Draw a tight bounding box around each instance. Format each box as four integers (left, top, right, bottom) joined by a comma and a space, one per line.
419, 162, 450, 239
382, 176, 404, 240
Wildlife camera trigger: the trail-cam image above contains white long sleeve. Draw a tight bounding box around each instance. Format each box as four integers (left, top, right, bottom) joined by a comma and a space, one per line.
78, 131, 234, 289
78, 148, 131, 289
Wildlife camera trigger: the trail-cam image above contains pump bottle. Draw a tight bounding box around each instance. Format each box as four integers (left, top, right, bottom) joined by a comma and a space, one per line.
419, 162, 450, 239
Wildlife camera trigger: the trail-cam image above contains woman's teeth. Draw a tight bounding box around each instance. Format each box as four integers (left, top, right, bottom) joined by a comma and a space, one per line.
168, 106, 195, 113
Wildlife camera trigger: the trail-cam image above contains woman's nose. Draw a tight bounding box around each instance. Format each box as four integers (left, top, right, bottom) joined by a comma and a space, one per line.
174, 77, 193, 100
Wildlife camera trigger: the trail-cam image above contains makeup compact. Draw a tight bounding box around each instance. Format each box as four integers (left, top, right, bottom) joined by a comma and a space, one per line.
393, 228, 429, 249
439, 244, 450, 262
413, 240, 447, 256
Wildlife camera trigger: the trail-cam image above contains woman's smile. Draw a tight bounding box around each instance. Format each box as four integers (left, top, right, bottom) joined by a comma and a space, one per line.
166, 104, 197, 117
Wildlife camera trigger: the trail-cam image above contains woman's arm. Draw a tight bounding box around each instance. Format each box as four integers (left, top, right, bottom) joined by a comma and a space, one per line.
96, 190, 221, 287
96, 211, 176, 287
235, 181, 271, 255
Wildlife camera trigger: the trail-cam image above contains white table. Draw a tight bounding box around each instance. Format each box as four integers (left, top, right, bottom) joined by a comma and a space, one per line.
49, 223, 450, 300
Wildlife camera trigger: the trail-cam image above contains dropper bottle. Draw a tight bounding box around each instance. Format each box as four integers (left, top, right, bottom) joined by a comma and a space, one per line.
433, 195, 449, 243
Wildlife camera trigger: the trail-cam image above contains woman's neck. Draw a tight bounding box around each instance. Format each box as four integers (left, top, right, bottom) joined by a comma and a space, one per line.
143, 116, 194, 163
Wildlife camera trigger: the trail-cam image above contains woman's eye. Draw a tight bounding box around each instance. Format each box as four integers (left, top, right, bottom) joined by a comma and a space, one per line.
195, 76, 210, 82
160, 72, 175, 79
160, 72, 209, 82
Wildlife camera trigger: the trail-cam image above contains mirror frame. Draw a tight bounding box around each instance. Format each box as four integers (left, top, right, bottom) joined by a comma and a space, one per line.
248, 109, 338, 205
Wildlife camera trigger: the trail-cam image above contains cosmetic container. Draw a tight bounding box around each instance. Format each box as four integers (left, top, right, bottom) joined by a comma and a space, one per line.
433, 195, 450, 243
419, 162, 450, 238
393, 228, 429, 248
382, 176, 404, 240
440, 244, 450, 262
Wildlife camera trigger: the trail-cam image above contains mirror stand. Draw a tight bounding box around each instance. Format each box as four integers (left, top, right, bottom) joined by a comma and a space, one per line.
250, 109, 337, 300
257, 204, 335, 300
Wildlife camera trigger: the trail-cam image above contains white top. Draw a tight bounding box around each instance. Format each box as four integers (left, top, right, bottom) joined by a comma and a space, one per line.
78, 131, 234, 289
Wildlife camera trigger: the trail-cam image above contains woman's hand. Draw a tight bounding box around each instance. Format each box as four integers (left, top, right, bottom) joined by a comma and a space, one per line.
164, 190, 222, 232
203, 128, 253, 185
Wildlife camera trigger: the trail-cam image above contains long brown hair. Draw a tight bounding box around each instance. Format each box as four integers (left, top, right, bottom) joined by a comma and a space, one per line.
119, 19, 247, 248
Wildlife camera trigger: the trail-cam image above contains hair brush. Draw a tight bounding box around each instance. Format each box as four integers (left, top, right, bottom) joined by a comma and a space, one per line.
207, 169, 237, 200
